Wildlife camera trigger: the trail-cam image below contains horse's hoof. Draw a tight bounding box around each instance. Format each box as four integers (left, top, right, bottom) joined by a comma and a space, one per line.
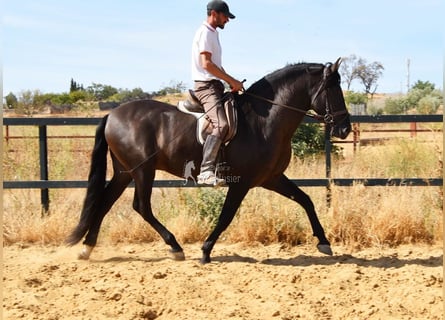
78, 245, 93, 260
170, 250, 185, 261
317, 244, 333, 256
200, 255, 211, 264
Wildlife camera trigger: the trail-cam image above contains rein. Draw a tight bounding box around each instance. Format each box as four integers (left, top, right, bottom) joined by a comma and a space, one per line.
243, 91, 324, 121
243, 65, 348, 125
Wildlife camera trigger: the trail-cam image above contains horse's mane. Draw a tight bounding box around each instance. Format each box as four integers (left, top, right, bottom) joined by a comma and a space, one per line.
246, 62, 324, 94
268, 62, 324, 78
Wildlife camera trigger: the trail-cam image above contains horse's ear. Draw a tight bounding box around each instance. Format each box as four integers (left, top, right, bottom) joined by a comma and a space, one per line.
331, 57, 342, 72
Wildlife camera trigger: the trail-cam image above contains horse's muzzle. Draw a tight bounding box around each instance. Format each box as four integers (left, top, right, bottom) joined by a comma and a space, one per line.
332, 117, 352, 139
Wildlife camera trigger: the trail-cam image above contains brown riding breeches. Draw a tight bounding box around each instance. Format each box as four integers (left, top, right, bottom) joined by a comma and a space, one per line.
193, 80, 229, 140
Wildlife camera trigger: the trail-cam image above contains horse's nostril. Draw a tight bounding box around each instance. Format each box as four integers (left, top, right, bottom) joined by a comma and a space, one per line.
333, 125, 351, 139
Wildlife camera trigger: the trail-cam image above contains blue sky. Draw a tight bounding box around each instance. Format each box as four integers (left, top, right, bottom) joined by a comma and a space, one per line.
3, 0, 443, 95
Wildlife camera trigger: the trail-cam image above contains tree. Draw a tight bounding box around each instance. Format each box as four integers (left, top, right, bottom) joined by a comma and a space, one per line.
340, 55, 384, 96
384, 97, 409, 114
339, 54, 359, 90
411, 80, 435, 92
154, 80, 187, 96
69, 90, 93, 103
410, 80, 442, 114
86, 83, 118, 100
70, 78, 84, 92
354, 59, 384, 98
5, 92, 18, 109
383, 80, 442, 114
15, 90, 46, 115
34, 92, 59, 106
417, 96, 441, 114
108, 87, 151, 103
344, 91, 368, 105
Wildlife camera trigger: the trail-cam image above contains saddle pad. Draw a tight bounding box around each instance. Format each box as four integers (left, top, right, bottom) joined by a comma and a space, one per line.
177, 100, 237, 145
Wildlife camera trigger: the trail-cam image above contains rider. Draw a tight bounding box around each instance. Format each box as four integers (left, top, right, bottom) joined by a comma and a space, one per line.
191, 0, 244, 186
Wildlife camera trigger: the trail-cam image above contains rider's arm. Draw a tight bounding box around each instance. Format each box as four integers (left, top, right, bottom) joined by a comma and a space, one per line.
200, 52, 243, 92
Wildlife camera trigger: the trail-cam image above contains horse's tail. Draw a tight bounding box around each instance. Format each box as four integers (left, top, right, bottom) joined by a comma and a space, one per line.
66, 115, 109, 246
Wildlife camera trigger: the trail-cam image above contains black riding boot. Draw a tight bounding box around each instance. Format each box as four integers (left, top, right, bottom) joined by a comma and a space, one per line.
197, 135, 226, 186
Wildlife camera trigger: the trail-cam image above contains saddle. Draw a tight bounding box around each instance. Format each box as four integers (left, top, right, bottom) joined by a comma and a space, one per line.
177, 90, 238, 145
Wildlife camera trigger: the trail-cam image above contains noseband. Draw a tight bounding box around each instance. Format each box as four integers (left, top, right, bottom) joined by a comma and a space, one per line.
314, 87, 349, 126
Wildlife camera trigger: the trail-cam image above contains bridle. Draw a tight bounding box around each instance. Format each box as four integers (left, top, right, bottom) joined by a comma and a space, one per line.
244, 63, 348, 125
312, 86, 349, 126
311, 63, 349, 125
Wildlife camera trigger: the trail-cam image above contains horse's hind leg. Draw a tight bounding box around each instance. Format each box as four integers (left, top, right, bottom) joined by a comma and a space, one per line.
79, 171, 132, 259
132, 168, 184, 260
263, 174, 332, 256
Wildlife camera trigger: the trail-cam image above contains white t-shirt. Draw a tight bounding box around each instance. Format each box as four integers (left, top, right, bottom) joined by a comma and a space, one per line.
191, 21, 222, 81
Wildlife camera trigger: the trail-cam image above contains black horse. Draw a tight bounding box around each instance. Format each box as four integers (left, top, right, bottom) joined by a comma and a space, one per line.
67, 58, 351, 263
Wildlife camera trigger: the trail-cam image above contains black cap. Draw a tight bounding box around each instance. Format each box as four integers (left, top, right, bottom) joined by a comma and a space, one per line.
207, 0, 235, 19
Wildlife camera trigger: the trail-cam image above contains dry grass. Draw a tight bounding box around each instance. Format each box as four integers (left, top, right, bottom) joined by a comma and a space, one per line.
329, 185, 442, 249
2, 121, 443, 249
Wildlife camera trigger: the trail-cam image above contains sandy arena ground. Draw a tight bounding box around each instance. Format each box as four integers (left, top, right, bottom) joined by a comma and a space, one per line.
3, 242, 443, 320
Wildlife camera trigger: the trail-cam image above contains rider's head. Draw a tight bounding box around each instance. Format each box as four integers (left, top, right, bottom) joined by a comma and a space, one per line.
206, 1, 235, 29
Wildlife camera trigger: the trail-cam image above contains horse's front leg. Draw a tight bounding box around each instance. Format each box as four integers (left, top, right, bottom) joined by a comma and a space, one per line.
263, 174, 332, 256
201, 183, 249, 263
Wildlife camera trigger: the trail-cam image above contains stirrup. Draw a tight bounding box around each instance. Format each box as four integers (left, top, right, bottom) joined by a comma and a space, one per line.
197, 171, 226, 187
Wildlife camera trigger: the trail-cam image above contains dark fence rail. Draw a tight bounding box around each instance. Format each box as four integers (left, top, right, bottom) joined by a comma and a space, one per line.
4, 178, 442, 189
3, 115, 443, 210
4, 114, 442, 125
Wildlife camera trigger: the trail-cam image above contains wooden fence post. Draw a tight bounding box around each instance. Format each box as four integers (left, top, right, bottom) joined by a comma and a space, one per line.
39, 125, 50, 213
5, 125, 10, 144
325, 124, 332, 208
410, 122, 417, 138
353, 122, 360, 152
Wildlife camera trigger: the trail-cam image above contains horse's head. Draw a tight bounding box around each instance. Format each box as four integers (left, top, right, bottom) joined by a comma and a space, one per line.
310, 58, 351, 139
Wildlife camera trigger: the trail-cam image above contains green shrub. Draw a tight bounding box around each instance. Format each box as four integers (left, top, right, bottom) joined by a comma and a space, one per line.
291, 123, 341, 159
417, 95, 441, 114
384, 97, 408, 114
183, 188, 226, 226
367, 104, 383, 115
344, 91, 368, 105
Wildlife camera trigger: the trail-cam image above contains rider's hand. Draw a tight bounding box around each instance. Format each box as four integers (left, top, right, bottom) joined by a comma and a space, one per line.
230, 79, 244, 93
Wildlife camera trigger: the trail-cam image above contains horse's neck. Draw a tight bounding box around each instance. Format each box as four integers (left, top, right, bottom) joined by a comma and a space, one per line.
241, 90, 308, 141
268, 84, 310, 130
242, 65, 321, 140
